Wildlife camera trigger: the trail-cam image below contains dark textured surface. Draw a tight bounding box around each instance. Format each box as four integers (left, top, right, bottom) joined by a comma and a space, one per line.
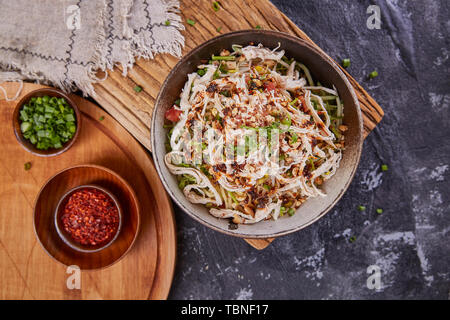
168, 0, 449, 299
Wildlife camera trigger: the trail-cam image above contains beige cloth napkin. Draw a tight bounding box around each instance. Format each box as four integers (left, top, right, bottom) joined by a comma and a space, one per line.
0, 0, 184, 96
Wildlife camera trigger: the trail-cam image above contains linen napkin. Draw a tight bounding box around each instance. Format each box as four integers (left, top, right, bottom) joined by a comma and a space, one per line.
0, 0, 184, 97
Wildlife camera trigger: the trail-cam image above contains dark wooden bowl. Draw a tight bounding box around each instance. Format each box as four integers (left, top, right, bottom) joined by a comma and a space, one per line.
54, 184, 123, 253
151, 30, 364, 238
12, 88, 81, 157
33, 165, 140, 270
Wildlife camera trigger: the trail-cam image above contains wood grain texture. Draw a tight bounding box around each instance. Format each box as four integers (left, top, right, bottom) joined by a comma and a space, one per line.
0, 83, 176, 299
92, 0, 384, 250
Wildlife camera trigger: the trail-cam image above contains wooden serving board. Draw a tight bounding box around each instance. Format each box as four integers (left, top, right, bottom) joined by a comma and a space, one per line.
0, 83, 176, 299
92, 0, 384, 250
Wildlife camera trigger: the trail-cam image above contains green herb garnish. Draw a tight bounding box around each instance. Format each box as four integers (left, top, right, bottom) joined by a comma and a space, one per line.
376, 208, 383, 214
24, 162, 31, 171
342, 58, 350, 68
369, 70, 378, 79
211, 55, 235, 61
212, 1, 220, 11
99, 116, 105, 121
197, 68, 207, 76
165, 20, 171, 26
216, 26, 222, 32
358, 205, 366, 211
349, 236, 356, 243
381, 164, 388, 172
134, 85, 142, 92
19, 95, 77, 150
255, 25, 261, 29
187, 19, 196, 26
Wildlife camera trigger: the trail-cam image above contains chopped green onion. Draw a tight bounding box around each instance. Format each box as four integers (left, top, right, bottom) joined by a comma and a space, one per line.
342, 58, 350, 68
281, 114, 291, 128
263, 184, 271, 191
279, 206, 286, 216
211, 55, 235, 61
24, 162, 31, 171
165, 20, 171, 26
187, 19, 196, 26
174, 98, 181, 106
177, 163, 191, 168
212, 1, 220, 11
349, 236, 356, 243
309, 158, 315, 171
287, 208, 295, 216
134, 85, 142, 92
99, 116, 105, 121
20, 122, 32, 133
216, 26, 222, 32
289, 98, 298, 105
197, 68, 207, 76
291, 132, 298, 143
358, 205, 366, 211
376, 208, 383, 214
229, 191, 238, 204
18, 95, 77, 150
255, 25, 261, 29
369, 70, 378, 78
381, 164, 388, 172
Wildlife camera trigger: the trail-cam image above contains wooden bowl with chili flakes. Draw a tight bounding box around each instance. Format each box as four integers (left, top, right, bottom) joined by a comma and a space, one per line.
54, 185, 123, 253
33, 165, 140, 270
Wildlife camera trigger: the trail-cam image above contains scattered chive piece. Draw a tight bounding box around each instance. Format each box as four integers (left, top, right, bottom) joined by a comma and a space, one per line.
263, 184, 271, 191
369, 70, 378, 78
134, 85, 142, 92
358, 205, 366, 211
24, 162, 31, 171
212, 1, 220, 11
376, 208, 383, 214
197, 68, 206, 76
349, 236, 356, 243
381, 164, 388, 172
342, 58, 351, 68
255, 25, 261, 30
216, 26, 222, 32
287, 208, 295, 216
99, 116, 105, 121
187, 19, 196, 26
165, 20, 171, 26
211, 55, 235, 61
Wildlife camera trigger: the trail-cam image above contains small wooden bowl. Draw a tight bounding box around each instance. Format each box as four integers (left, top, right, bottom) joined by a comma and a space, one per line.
12, 88, 81, 157
54, 184, 123, 253
34, 165, 140, 270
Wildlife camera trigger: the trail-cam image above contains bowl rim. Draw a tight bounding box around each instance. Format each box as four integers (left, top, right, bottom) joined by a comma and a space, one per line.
54, 184, 123, 253
33, 164, 141, 270
151, 29, 364, 238
12, 87, 81, 157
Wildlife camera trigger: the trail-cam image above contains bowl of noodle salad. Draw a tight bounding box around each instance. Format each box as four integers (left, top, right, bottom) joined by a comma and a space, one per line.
152, 30, 363, 238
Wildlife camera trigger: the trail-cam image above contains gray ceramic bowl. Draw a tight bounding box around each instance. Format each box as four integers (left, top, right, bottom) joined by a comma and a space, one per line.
151, 30, 363, 238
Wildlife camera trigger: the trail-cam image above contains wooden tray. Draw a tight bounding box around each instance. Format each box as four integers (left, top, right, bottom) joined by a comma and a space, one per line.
91, 0, 384, 250
0, 83, 176, 299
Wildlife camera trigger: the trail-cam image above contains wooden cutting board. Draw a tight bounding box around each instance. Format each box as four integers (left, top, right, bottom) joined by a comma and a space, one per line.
0, 82, 176, 299
95, 0, 384, 250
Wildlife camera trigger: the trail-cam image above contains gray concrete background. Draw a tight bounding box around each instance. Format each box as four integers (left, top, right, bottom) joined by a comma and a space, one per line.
168, 0, 449, 299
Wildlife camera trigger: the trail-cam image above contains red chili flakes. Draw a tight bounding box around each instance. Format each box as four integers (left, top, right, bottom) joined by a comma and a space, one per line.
61, 187, 120, 246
